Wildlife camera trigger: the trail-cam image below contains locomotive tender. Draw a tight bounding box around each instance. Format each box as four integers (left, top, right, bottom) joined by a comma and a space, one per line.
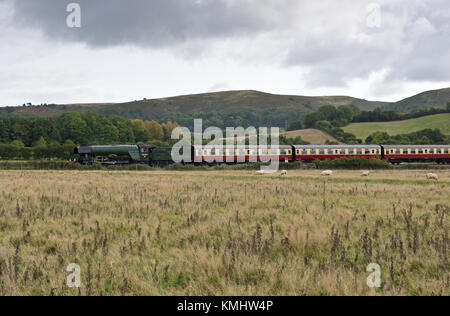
74, 144, 450, 165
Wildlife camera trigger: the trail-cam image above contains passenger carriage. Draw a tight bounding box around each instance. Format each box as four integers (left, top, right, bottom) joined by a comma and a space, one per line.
383, 145, 450, 164
193, 145, 294, 164
293, 145, 382, 161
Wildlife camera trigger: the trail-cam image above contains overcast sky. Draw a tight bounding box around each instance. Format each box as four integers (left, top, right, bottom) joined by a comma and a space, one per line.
1, 0, 449, 106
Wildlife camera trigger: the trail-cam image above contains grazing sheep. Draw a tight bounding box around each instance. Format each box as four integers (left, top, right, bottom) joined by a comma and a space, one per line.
427, 173, 439, 181
255, 170, 266, 176
361, 171, 371, 177
280, 170, 288, 176
321, 170, 333, 177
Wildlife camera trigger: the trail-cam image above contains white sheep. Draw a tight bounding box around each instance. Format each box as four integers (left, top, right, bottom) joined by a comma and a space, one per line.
361, 171, 371, 177
255, 170, 267, 176
321, 170, 333, 177
280, 170, 288, 176
426, 173, 439, 181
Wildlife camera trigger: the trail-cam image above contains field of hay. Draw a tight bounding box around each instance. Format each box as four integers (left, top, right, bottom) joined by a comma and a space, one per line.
281, 129, 341, 144
0, 170, 448, 296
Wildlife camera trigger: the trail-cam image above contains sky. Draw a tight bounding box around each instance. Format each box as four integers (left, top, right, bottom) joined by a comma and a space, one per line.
0, 0, 449, 106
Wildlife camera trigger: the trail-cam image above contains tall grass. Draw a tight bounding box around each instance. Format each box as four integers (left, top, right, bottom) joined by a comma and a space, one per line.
0, 170, 448, 296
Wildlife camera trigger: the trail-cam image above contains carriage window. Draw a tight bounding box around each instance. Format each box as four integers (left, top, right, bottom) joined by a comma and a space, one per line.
319, 149, 325, 155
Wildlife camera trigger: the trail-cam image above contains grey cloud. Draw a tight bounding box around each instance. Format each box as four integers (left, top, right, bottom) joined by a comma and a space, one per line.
10, 0, 297, 48
5, 0, 450, 92
285, 0, 450, 86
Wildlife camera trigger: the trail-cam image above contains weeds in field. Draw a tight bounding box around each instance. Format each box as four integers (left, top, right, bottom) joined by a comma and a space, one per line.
0, 170, 447, 296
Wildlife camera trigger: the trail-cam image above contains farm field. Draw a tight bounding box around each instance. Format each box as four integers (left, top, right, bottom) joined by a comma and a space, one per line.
281, 129, 341, 144
343, 114, 450, 140
0, 170, 448, 296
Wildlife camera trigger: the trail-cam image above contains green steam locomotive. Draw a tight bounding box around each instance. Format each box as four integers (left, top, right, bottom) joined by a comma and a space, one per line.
74, 145, 175, 166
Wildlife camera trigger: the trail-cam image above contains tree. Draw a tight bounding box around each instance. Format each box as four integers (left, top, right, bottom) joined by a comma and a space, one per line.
59, 112, 88, 145
314, 120, 333, 131
365, 132, 391, 144
447, 102, 450, 112
33, 136, 47, 147
303, 112, 321, 128
287, 119, 303, 131
145, 120, 164, 141
161, 121, 180, 140
0, 119, 9, 143
111, 116, 135, 143
11, 140, 25, 147
131, 119, 151, 143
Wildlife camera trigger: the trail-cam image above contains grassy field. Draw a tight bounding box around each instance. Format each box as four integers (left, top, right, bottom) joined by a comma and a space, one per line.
0, 170, 448, 296
343, 114, 450, 140
281, 129, 341, 144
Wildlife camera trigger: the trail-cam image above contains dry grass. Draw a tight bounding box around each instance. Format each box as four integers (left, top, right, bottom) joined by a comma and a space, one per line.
0, 170, 448, 296
281, 129, 341, 144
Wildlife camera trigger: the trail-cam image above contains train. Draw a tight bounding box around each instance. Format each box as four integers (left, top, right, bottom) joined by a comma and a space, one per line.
74, 144, 450, 166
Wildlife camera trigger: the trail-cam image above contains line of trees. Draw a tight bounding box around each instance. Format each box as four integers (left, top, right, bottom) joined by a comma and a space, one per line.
0, 112, 180, 160
365, 129, 449, 145
354, 104, 450, 123
0, 112, 180, 147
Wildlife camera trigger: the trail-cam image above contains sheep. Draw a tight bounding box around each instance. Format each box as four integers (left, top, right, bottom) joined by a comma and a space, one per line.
426, 173, 439, 181
361, 171, 371, 177
321, 170, 333, 177
280, 170, 288, 176
255, 170, 267, 176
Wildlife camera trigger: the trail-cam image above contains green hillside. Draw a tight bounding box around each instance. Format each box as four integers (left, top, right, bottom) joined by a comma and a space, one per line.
386, 88, 450, 112
343, 113, 450, 139
1, 88, 449, 129
0, 90, 388, 128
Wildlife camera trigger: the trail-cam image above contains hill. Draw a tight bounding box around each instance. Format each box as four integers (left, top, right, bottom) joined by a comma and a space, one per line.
385, 88, 450, 112
342, 113, 450, 140
1, 88, 449, 129
281, 129, 341, 144
0, 90, 388, 128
